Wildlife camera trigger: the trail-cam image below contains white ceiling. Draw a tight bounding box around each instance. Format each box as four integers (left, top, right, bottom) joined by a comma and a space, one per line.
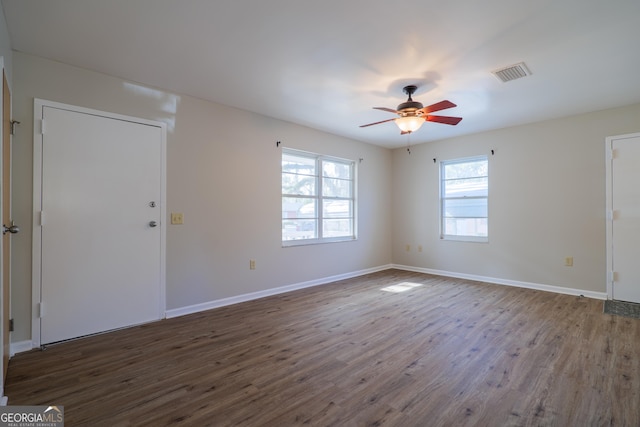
3, 0, 640, 148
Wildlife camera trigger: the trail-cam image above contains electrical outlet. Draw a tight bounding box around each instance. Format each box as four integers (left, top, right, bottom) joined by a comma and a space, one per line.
405, 244, 411, 252
564, 256, 573, 267
171, 213, 184, 225
250, 259, 256, 270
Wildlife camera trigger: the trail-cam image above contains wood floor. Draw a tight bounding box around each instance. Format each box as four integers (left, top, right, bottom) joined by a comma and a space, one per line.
6, 270, 640, 426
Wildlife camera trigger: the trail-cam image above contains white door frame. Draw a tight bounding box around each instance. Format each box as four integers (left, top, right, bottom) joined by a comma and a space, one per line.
31, 98, 167, 349
605, 132, 640, 300
0, 55, 6, 403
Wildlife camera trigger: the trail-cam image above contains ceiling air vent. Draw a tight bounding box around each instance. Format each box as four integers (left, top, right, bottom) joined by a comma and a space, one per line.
491, 62, 531, 83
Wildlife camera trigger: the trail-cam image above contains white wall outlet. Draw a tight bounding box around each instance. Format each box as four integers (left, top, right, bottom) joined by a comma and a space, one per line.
250, 259, 256, 270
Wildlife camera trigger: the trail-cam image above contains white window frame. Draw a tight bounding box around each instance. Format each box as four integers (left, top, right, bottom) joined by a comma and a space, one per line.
282, 148, 357, 246
440, 155, 488, 242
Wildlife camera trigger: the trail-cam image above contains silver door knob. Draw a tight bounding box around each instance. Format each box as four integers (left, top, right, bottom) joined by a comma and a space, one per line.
3, 221, 19, 235
149, 221, 158, 228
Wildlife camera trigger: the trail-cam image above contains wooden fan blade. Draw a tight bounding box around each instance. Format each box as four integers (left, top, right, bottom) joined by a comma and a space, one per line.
373, 107, 398, 113
426, 115, 463, 125
419, 100, 457, 114
359, 118, 396, 128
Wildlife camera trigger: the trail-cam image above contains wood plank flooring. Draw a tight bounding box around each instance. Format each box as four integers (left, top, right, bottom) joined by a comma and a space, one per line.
6, 270, 640, 426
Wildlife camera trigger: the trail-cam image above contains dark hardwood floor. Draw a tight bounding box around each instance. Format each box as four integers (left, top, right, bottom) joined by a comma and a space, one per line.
6, 270, 640, 426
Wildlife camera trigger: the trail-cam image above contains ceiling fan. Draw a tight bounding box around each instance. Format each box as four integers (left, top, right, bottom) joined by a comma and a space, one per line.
360, 85, 462, 134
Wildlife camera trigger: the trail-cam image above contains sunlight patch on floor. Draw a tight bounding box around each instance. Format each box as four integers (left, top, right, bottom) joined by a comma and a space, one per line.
381, 282, 423, 293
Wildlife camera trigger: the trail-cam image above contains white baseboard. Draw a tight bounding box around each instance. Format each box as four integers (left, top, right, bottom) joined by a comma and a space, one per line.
10, 340, 34, 356
392, 264, 607, 300
165, 264, 394, 319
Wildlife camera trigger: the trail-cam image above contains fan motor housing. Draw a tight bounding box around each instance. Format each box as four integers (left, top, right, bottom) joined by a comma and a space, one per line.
397, 100, 424, 114
397, 85, 423, 115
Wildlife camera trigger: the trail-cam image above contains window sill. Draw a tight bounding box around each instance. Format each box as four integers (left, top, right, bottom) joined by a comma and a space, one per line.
282, 236, 357, 247
440, 235, 488, 243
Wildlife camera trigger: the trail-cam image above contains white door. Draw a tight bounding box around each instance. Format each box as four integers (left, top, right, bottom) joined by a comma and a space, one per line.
608, 133, 640, 303
2, 69, 12, 381
36, 102, 165, 345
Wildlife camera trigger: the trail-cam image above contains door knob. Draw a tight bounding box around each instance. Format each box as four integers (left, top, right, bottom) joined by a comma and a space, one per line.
149, 221, 158, 228
3, 221, 19, 235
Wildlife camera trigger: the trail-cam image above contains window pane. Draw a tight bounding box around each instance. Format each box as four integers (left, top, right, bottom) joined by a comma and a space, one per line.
440, 156, 488, 240
282, 172, 316, 196
322, 161, 351, 179
444, 217, 488, 237
282, 153, 316, 175
282, 149, 356, 245
283, 219, 317, 241
443, 177, 488, 197
282, 197, 316, 219
322, 177, 352, 198
444, 159, 487, 179
323, 219, 353, 238
323, 200, 352, 218
443, 198, 487, 218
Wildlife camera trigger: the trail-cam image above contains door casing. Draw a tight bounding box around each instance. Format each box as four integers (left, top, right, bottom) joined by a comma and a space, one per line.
2, 68, 11, 382
0, 56, 8, 399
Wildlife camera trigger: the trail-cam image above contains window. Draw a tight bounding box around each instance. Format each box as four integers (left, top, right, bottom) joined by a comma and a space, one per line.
282, 149, 356, 245
440, 156, 488, 241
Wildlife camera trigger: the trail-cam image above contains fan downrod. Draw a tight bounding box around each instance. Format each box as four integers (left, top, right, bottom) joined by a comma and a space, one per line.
398, 85, 423, 112
403, 85, 418, 101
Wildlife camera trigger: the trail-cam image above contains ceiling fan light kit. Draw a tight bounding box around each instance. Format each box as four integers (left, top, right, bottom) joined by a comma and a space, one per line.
361, 85, 462, 135
395, 116, 425, 133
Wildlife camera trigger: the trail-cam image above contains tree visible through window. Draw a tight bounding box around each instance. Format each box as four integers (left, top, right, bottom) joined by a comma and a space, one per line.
282, 149, 356, 245
440, 156, 488, 241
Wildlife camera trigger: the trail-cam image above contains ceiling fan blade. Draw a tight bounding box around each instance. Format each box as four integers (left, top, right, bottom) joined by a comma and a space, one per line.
373, 107, 398, 113
426, 115, 463, 125
359, 118, 397, 128
419, 100, 457, 114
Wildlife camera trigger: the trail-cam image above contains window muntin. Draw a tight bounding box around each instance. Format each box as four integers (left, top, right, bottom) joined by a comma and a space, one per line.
440, 156, 488, 241
282, 149, 356, 245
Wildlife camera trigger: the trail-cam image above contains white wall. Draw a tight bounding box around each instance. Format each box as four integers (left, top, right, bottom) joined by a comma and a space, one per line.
391, 103, 640, 293
11, 52, 392, 343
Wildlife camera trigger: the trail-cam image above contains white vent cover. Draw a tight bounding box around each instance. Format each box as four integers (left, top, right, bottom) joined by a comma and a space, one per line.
491, 62, 531, 83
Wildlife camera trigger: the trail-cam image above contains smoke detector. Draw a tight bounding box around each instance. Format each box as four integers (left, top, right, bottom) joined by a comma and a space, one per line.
491, 62, 531, 83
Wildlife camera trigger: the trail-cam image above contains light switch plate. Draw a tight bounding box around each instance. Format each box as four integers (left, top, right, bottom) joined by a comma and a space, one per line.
171, 213, 184, 225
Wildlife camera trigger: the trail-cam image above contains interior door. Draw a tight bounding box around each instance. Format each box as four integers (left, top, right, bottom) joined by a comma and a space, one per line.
2, 71, 11, 380
38, 104, 164, 345
610, 133, 640, 303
